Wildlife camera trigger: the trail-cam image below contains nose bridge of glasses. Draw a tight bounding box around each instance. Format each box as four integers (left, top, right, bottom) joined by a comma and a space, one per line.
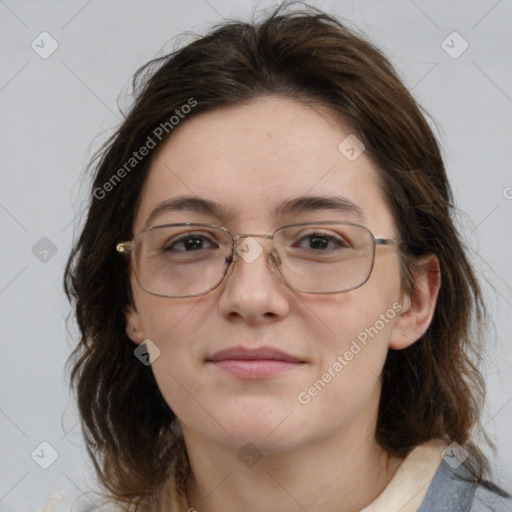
232, 233, 273, 242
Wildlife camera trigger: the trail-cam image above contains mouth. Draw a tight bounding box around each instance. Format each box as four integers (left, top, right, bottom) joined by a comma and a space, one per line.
206, 346, 306, 379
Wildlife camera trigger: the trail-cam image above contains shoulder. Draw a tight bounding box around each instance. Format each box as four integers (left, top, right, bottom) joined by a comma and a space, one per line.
471, 482, 512, 512
418, 459, 512, 512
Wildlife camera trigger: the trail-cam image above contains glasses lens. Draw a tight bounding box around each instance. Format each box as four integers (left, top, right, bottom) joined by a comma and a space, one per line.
274, 223, 374, 293
134, 225, 231, 297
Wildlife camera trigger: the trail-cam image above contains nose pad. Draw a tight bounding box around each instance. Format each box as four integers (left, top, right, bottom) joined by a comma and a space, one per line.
270, 248, 281, 268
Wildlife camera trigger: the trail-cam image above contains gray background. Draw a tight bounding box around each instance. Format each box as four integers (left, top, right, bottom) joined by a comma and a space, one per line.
1, 0, 511, 510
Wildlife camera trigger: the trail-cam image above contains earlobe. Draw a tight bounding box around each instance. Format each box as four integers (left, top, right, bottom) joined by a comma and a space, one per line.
389, 254, 441, 350
125, 305, 145, 345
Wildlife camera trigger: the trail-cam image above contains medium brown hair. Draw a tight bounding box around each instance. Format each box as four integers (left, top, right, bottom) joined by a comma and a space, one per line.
64, 2, 502, 508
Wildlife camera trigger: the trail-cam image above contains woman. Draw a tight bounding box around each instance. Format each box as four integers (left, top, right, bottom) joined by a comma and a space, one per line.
61, 2, 511, 511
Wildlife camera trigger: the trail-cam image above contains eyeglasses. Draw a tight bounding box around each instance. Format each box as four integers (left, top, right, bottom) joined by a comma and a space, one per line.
116, 221, 399, 298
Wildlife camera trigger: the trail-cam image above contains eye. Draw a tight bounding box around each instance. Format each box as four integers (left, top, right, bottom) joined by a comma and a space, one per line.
164, 232, 217, 252
296, 231, 350, 250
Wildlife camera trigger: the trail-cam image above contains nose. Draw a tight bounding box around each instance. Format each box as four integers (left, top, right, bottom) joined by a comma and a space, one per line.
216, 235, 290, 323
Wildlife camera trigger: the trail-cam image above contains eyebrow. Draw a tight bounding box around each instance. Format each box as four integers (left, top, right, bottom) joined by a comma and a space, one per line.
275, 195, 365, 220
145, 194, 365, 227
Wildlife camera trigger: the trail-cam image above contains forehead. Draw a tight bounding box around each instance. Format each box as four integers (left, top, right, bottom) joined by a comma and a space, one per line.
133, 96, 394, 234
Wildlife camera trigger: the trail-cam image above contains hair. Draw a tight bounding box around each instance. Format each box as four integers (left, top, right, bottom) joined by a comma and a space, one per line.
63, 1, 507, 509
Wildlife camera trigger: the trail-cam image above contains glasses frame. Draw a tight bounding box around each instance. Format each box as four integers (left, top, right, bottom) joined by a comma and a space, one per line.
116, 221, 400, 298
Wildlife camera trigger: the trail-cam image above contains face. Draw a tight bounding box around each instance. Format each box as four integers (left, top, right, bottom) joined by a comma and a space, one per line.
126, 95, 417, 454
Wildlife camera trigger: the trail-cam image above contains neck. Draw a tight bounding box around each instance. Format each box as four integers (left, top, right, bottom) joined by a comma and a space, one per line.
180, 389, 405, 512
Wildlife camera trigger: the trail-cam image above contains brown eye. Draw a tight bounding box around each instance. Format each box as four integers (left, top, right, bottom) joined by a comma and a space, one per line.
295, 231, 349, 251
164, 233, 217, 252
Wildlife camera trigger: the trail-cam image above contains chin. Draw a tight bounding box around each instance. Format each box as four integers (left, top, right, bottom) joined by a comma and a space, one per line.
207, 407, 314, 454
218, 426, 306, 455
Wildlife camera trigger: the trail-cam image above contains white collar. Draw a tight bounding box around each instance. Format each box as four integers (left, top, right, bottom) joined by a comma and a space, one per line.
360, 438, 449, 512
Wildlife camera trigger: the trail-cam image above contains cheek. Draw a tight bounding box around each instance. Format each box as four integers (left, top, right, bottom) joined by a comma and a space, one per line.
311, 298, 397, 373
133, 293, 207, 381
139, 302, 207, 418
303, 278, 401, 357
136, 292, 200, 340
298, 260, 402, 396
293, 299, 398, 433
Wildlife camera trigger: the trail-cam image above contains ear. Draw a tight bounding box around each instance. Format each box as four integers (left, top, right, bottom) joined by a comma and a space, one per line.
389, 254, 441, 350
125, 304, 146, 345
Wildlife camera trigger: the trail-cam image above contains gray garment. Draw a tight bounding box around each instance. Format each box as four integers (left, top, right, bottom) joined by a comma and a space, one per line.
418, 459, 512, 511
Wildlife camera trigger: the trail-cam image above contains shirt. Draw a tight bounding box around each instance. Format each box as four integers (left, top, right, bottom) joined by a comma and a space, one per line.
361, 438, 512, 512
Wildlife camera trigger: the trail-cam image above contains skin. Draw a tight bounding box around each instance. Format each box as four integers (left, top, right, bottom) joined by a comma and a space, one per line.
126, 95, 441, 512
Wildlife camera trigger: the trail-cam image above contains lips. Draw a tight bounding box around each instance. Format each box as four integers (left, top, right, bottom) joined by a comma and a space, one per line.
207, 346, 305, 379
208, 346, 303, 363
